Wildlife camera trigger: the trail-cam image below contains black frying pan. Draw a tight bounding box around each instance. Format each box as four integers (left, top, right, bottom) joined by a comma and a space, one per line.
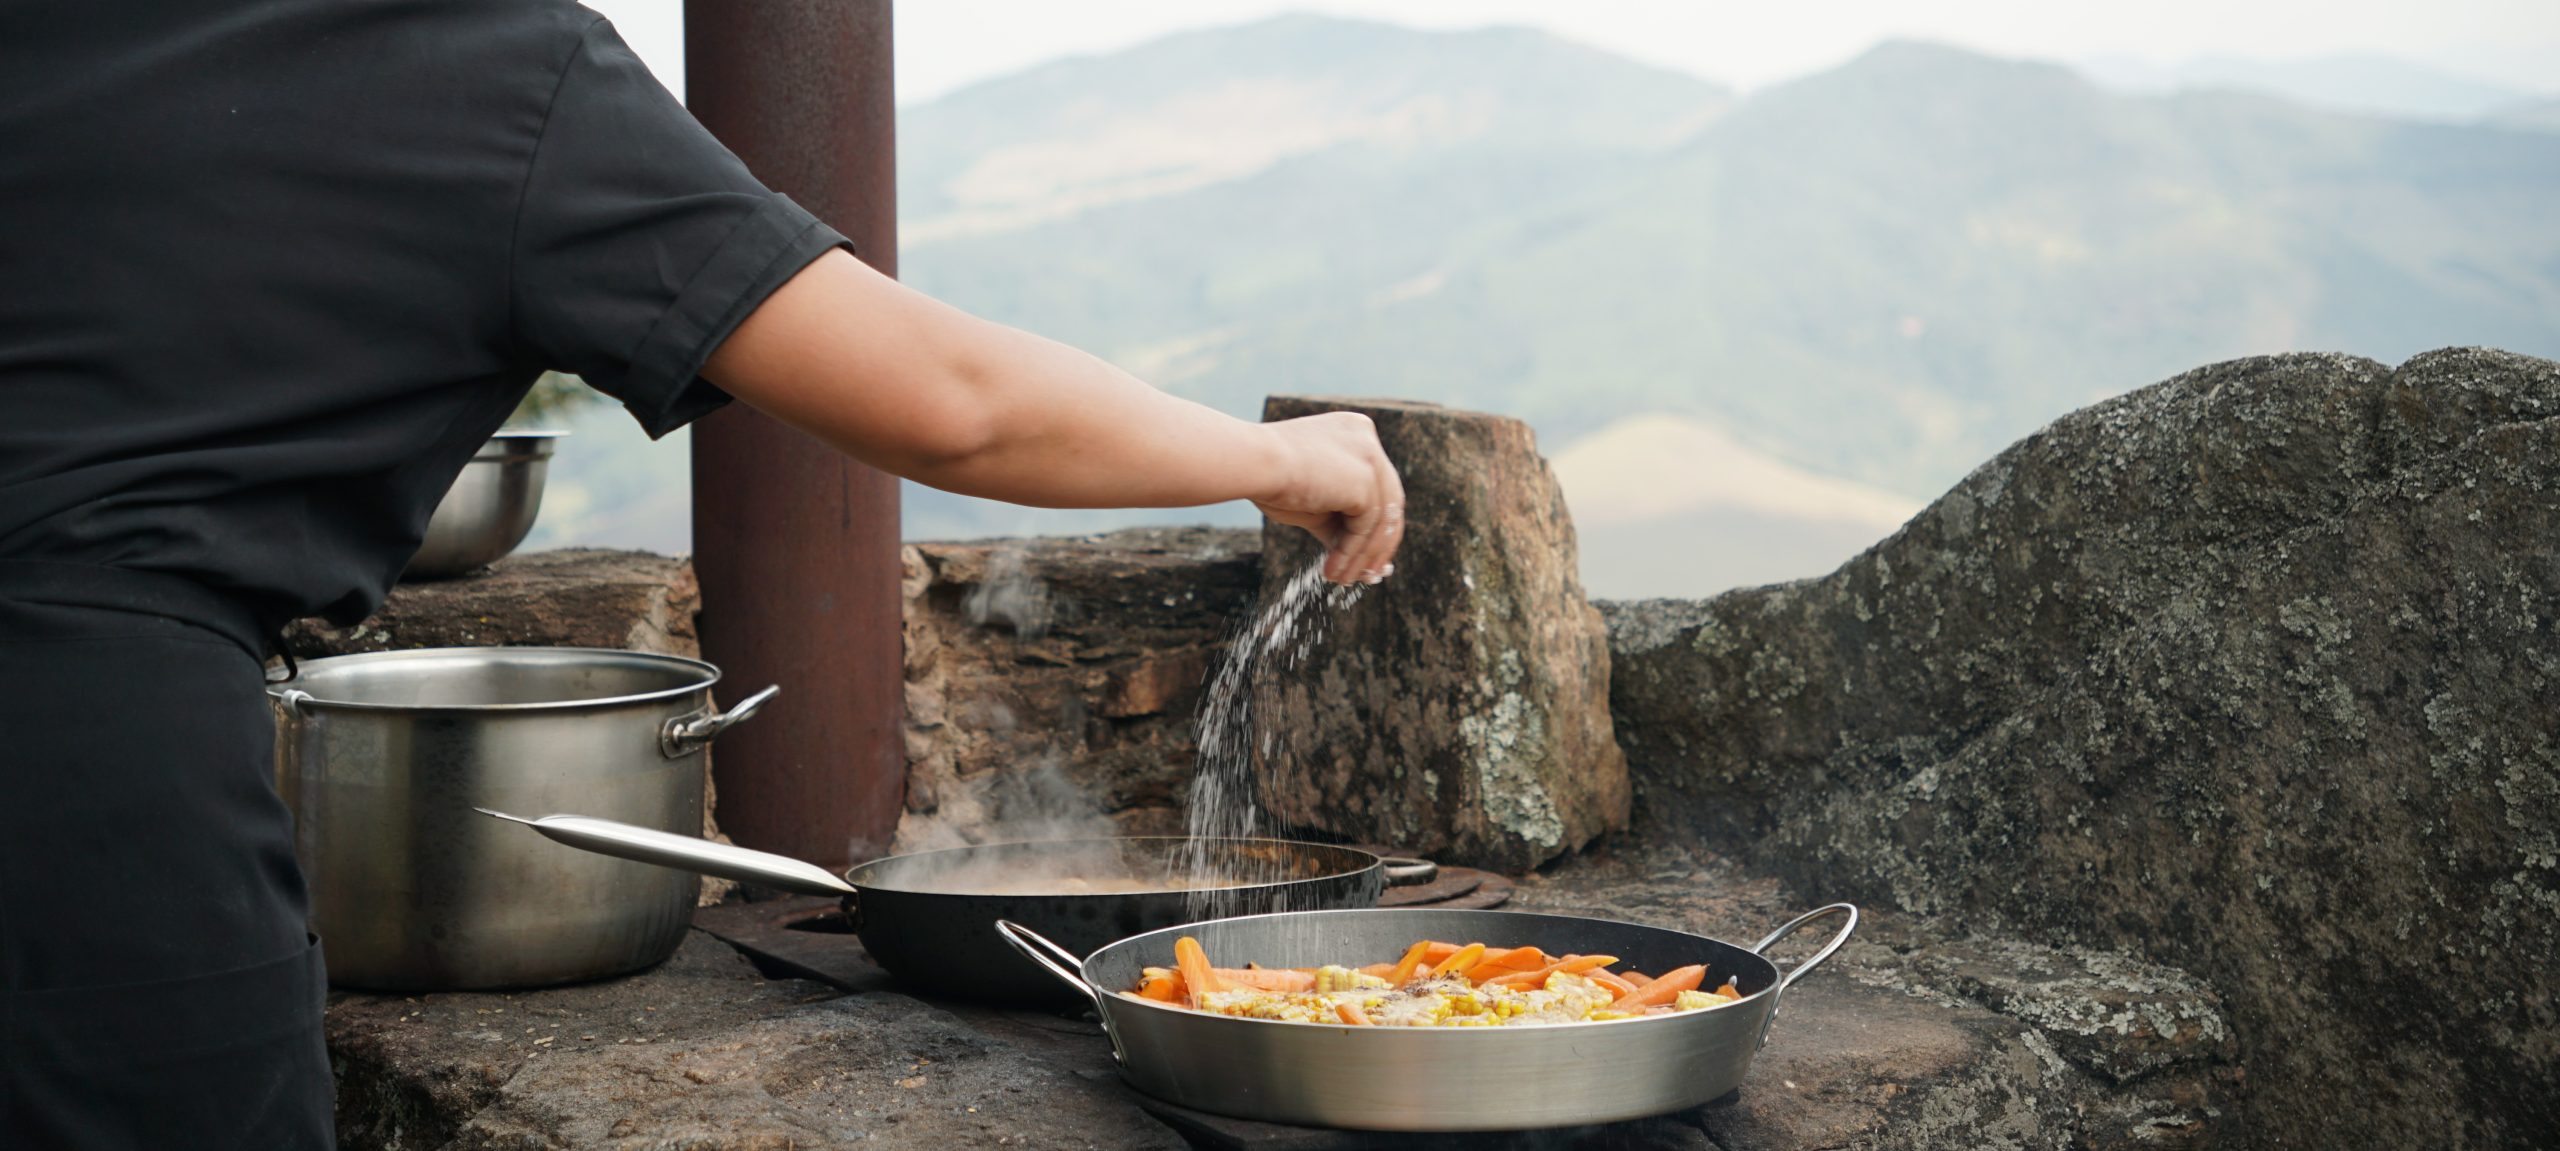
481, 812, 1435, 1005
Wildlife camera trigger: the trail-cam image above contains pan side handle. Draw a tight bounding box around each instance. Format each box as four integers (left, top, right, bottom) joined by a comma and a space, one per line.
1378, 857, 1438, 886
995, 920, 1102, 1012
1746, 903, 1859, 1049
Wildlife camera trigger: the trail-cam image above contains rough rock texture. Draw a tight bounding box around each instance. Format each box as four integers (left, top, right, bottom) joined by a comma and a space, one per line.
1607, 349, 2560, 1148
898, 528, 1260, 850
284, 548, 732, 903
329, 933, 1188, 1150
1254, 396, 1630, 871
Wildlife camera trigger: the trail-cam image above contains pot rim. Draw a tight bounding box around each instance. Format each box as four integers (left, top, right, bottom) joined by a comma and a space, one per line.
268, 645, 722, 714
847, 835, 1382, 896
1082, 907, 1786, 1035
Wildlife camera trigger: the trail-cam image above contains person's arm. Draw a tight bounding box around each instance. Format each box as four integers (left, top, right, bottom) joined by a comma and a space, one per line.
703, 249, 1404, 584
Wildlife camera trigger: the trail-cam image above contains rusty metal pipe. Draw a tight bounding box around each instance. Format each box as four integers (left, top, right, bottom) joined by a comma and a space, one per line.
685, 0, 903, 868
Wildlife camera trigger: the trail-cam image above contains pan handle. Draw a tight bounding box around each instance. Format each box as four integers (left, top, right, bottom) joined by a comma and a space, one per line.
1749, 902, 1859, 993
1379, 856, 1438, 886
995, 920, 1101, 1012
476, 808, 854, 899
1746, 903, 1858, 1049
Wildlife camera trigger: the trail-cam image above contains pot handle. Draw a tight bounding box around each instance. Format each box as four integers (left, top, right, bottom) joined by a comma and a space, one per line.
995, 919, 1101, 1012
1379, 857, 1439, 887
1746, 902, 1858, 1048
661, 685, 780, 759
475, 808, 854, 899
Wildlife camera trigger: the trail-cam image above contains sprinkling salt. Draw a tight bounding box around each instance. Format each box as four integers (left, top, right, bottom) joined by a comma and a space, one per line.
1180, 557, 1363, 920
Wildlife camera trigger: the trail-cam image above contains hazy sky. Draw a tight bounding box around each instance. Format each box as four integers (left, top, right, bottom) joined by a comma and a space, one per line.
589, 0, 2559, 103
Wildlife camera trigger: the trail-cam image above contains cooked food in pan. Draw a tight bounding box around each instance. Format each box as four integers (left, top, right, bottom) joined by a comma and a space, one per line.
1124, 936, 1744, 1026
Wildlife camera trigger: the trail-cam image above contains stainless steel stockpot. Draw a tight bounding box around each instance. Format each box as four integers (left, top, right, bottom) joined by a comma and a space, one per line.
270, 647, 772, 990
1001, 904, 1857, 1131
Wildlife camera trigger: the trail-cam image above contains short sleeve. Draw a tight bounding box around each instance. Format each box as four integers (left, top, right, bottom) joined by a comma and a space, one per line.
511, 18, 851, 438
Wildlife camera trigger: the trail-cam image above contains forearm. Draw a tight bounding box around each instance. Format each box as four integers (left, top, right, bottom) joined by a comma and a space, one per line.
705, 249, 1287, 509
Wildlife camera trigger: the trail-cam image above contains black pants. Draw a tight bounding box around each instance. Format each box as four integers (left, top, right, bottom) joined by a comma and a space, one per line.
0, 569, 334, 1149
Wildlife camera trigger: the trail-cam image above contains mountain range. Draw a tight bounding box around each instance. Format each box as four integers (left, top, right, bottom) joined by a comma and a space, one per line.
528, 17, 2560, 599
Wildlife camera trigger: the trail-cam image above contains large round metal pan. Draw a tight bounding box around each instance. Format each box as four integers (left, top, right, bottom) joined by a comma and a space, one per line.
1001, 904, 1856, 1131
481, 813, 1432, 1005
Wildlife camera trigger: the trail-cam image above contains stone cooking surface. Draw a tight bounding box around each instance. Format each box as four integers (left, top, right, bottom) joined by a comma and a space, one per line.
330, 933, 1189, 1150
334, 844, 2237, 1149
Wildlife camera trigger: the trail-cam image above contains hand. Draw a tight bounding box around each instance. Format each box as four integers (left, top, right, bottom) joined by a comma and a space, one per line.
1255, 412, 1406, 585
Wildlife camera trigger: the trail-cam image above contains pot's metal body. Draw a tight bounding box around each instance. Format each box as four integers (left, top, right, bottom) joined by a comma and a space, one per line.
271, 647, 771, 990
405, 430, 560, 579
484, 813, 1422, 1005
1003, 905, 1857, 1131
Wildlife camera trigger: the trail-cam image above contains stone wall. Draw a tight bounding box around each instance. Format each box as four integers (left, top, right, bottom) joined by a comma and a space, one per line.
1606, 349, 2560, 1148
896, 527, 1258, 850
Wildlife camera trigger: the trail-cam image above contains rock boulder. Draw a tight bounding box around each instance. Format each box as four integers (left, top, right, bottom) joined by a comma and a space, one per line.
1254, 396, 1630, 872
1608, 349, 2560, 1147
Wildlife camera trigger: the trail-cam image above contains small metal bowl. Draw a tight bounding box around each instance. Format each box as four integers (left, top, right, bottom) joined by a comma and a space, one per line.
404, 430, 565, 580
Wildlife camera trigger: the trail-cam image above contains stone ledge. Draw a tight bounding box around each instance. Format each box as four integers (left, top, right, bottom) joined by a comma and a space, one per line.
331, 845, 2238, 1150
329, 933, 1189, 1150
286, 548, 698, 658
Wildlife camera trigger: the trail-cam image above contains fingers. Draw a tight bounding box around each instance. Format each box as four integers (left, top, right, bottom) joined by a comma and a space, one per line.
1328, 448, 1406, 586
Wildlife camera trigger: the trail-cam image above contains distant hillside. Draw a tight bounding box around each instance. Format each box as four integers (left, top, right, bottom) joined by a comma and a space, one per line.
534, 18, 2560, 599
901, 15, 1727, 246
2076, 53, 2532, 121
2491, 98, 2560, 132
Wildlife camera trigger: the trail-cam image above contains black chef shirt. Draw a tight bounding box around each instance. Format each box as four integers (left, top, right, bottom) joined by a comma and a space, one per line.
0, 0, 849, 633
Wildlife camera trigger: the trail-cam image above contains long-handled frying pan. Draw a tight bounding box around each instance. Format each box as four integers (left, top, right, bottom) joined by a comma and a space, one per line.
479, 810, 1435, 1005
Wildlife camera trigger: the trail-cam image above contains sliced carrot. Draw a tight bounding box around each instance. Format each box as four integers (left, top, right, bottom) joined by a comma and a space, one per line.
1487, 954, 1620, 990
1419, 941, 1462, 963
1467, 947, 1553, 982
1621, 972, 1653, 986
1136, 968, 1183, 1002
1469, 946, 1532, 973
1386, 940, 1435, 987
1615, 964, 1707, 1009
1715, 978, 1741, 998
1428, 942, 1488, 980
1174, 936, 1223, 1008
1588, 969, 1641, 1000
1215, 967, 1316, 992
1336, 1001, 1373, 1026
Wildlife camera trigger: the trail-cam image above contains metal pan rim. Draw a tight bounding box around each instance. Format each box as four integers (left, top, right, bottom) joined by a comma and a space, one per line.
1085, 906, 1785, 1034
847, 835, 1382, 896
